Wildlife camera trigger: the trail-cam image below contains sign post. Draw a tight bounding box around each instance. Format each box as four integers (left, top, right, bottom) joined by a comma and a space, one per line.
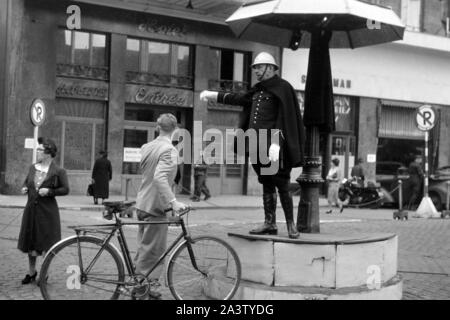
414, 105, 439, 218
30, 99, 46, 163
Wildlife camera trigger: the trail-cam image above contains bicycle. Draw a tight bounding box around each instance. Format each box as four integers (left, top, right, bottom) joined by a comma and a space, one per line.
39, 200, 241, 300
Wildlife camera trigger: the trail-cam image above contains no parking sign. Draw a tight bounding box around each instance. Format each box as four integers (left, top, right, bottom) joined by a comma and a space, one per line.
30, 99, 46, 127
29, 99, 47, 163
415, 105, 436, 132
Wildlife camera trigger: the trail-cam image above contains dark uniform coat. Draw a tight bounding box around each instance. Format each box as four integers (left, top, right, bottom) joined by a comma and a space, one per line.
92, 157, 112, 199
218, 75, 306, 169
18, 162, 69, 254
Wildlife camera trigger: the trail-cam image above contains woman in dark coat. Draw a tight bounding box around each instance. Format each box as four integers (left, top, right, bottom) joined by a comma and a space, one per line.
18, 137, 69, 284
91, 150, 112, 204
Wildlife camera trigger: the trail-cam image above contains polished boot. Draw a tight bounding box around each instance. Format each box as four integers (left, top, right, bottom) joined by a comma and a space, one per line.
279, 192, 300, 239
249, 193, 278, 235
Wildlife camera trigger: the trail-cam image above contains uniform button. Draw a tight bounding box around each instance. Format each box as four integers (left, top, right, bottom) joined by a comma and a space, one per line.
257, 104, 260, 106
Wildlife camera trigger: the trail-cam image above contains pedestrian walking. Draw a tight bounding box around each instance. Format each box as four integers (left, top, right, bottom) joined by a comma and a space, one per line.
18, 137, 69, 284
351, 157, 365, 187
200, 52, 306, 239
326, 158, 343, 214
407, 155, 424, 210
91, 150, 112, 205
190, 156, 211, 202
133, 114, 187, 300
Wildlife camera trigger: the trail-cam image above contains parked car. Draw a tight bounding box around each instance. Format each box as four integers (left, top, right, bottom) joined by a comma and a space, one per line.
376, 162, 450, 211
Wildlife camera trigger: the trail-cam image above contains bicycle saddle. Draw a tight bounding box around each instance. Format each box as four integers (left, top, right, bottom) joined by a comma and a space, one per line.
103, 201, 136, 213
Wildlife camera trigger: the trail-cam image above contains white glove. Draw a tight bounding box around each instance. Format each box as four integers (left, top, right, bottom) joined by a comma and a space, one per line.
269, 144, 280, 162
200, 90, 218, 102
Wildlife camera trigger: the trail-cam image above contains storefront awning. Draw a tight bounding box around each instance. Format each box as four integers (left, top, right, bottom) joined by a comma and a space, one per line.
74, 0, 245, 25
381, 99, 426, 109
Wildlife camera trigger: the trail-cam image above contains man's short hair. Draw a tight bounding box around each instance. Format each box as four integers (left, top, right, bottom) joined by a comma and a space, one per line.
157, 113, 178, 133
332, 158, 340, 166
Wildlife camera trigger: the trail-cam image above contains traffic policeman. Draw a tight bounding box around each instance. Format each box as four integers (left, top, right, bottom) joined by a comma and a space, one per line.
200, 52, 306, 239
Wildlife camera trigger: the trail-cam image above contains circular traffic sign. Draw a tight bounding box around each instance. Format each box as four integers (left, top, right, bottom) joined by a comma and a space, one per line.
416, 105, 436, 131
30, 99, 46, 127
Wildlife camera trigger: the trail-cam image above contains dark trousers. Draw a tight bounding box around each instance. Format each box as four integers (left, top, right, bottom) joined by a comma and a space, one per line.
193, 175, 210, 198
252, 163, 291, 194
408, 175, 422, 209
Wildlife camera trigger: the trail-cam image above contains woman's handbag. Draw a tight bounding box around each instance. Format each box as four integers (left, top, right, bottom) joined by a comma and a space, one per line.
87, 183, 94, 196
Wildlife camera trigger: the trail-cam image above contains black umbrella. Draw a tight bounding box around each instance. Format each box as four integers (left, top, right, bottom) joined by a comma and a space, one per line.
226, 0, 405, 233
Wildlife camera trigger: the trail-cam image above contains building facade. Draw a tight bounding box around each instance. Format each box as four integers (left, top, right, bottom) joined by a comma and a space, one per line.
283, 0, 450, 190
1, 0, 449, 198
0, 0, 278, 196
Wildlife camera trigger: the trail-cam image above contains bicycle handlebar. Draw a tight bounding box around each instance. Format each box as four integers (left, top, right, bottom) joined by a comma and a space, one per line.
164, 206, 192, 217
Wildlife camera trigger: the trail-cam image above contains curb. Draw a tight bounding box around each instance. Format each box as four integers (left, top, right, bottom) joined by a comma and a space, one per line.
0, 204, 329, 212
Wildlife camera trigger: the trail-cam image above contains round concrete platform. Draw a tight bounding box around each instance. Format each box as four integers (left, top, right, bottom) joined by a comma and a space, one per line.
228, 232, 397, 245
205, 273, 403, 300
224, 232, 400, 297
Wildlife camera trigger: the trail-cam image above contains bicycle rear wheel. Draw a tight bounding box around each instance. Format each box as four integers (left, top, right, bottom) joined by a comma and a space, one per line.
40, 236, 125, 300
167, 236, 241, 300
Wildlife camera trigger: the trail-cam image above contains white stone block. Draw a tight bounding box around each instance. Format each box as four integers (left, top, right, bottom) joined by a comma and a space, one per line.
274, 242, 336, 287
383, 236, 398, 282
226, 237, 274, 286
336, 241, 385, 288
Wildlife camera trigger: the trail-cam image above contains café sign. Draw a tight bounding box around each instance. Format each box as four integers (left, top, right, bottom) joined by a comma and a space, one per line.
126, 85, 193, 108
56, 78, 109, 101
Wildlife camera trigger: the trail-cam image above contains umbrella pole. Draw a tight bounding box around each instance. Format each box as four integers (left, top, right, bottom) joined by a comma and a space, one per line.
296, 126, 323, 233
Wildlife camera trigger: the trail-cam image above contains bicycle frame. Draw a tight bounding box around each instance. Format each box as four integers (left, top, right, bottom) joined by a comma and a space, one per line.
71, 211, 202, 289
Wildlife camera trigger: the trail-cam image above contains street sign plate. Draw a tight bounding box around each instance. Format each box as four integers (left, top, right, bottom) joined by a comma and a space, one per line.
416, 105, 436, 131
30, 99, 46, 127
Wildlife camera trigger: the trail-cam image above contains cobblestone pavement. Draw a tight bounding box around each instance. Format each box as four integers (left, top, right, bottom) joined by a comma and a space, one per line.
0, 207, 448, 300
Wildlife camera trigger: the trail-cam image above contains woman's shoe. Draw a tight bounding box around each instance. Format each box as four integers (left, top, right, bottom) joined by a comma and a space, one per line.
21, 271, 37, 285
325, 210, 332, 214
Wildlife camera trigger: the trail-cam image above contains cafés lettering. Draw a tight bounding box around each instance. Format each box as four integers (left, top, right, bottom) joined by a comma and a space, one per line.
138, 19, 186, 37
135, 88, 186, 106
56, 83, 108, 99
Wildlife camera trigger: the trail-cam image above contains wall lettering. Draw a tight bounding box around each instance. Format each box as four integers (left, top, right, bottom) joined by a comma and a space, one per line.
138, 19, 187, 37
56, 78, 109, 101
301, 74, 352, 89
126, 85, 193, 108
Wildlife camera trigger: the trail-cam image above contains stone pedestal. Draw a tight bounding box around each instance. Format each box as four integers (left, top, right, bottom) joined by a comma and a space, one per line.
205, 232, 403, 300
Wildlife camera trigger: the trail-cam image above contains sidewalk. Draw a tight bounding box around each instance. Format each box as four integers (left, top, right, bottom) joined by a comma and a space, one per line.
0, 194, 329, 211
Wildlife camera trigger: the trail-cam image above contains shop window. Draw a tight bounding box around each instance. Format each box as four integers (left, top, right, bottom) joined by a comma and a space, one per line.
126, 39, 140, 72
56, 99, 106, 171
126, 38, 193, 89
148, 41, 171, 75
56, 29, 109, 80
379, 105, 424, 139
208, 48, 250, 93
296, 91, 356, 132
60, 121, 105, 171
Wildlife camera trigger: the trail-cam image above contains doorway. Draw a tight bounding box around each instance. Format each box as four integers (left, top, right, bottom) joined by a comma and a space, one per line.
121, 122, 158, 197
328, 134, 356, 179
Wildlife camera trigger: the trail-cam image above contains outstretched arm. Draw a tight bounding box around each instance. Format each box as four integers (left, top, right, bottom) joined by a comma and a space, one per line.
200, 90, 251, 108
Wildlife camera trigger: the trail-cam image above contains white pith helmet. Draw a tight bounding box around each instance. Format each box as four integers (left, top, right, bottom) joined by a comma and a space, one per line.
251, 52, 279, 70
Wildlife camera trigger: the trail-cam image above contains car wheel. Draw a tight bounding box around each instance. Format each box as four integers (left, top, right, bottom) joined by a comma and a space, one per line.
429, 192, 442, 211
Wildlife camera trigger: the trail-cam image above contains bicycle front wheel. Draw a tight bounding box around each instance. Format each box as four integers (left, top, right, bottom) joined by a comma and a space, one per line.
167, 236, 241, 300
40, 236, 125, 300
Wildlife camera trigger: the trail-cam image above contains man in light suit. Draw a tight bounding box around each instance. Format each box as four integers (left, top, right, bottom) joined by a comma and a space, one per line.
134, 113, 187, 299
